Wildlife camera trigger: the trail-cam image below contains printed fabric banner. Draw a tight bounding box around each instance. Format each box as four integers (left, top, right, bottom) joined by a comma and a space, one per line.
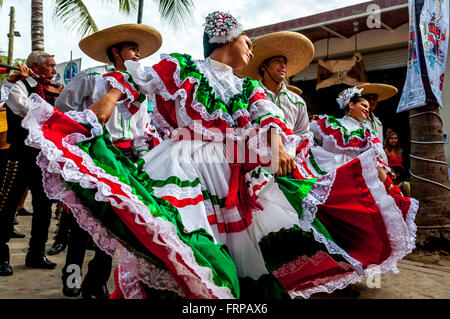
420, 0, 449, 107
54, 58, 82, 85
397, 0, 427, 113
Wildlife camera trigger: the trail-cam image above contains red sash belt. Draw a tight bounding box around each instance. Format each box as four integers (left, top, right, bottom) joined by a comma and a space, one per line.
113, 140, 132, 149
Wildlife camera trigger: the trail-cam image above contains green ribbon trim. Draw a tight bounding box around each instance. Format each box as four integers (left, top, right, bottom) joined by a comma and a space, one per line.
74, 130, 240, 297
309, 150, 328, 176
169, 53, 262, 125
274, 175, 317, 220
324, 115, 370, 142
251, 112, 282, 125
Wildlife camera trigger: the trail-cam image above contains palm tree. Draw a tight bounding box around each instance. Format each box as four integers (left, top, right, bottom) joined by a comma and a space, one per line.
2, 0, 194, 51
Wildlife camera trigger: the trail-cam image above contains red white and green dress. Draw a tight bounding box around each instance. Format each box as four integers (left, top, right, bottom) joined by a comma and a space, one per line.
22, 53, 417, 299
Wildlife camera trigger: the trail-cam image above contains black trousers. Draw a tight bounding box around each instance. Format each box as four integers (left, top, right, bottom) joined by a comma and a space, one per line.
62, 207, 112, 289
0, 145, 53, 262
53, 202, 70, 245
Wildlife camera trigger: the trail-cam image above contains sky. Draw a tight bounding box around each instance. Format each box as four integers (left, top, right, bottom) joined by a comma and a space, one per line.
0, 0, 371, 70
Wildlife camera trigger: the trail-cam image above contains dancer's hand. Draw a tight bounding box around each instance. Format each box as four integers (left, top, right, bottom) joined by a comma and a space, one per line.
88, 88, 125, 126
271, 134, 296, 176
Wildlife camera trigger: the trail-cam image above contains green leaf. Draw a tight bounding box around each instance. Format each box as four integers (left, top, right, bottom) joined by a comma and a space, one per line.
153, 0, 194, 28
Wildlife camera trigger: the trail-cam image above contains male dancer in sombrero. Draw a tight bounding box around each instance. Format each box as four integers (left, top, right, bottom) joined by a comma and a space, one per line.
237, 31, 313, 141
23, 11, 417, 299
53, 24, 162, 298
356, 83, 398, 143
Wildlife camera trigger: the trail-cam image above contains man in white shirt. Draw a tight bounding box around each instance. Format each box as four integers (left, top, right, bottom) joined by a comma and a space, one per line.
237, 31, 314, 141
55, 24, 162, 299
0, 52, 58, 276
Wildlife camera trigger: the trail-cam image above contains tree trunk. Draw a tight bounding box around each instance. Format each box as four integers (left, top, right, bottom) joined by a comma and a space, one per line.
31, 0, 44, 51
409, 103, 450, 249
408, 0, 450, 251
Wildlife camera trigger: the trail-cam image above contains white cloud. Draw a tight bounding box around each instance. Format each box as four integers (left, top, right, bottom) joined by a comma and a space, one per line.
0, 0, 371, 69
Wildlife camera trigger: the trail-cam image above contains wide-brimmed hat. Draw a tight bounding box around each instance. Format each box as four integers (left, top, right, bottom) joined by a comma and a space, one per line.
286, 85, 303, 96
237, 31, 314, 80
79, 24, 162, 63
356, 83, 398, 102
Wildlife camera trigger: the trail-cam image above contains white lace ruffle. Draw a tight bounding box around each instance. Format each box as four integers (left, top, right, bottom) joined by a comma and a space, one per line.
117, 249, 185, 298
287, 149, 418, 299
405, 198, 419, 253
358, 149, 416, 274
103, 75, 137, 120
126, 55, 290, 147
22, 95, 235, 299
311, 115, 373, 152
247, 117, 302, 158
245, 165, 365, 278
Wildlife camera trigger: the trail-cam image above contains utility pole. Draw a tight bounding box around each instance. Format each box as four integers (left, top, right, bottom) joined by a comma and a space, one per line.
137, 0, 144, 24
7, 6, 15, 68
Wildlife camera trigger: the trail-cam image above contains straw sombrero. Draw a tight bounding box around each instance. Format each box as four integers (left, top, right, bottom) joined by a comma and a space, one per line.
356, 83, 398, 102
286, 85, 303, 96
79, 24, 162, 63
237, 31, 314, 80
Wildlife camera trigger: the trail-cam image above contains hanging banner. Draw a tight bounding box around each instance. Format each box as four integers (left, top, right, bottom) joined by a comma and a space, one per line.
54, 58, 82, 85
397, 0, 427, 112
420, 0, 449, 107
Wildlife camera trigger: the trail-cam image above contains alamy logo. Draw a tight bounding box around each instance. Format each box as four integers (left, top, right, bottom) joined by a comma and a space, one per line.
65, 264, 81, 289
367, 4, 382, 29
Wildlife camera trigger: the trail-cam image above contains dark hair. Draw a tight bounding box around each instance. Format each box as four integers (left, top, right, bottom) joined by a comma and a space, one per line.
203, 31, 246, 58
106, 41, 138, 63
389, 165, 405, 182
390, 165, 404, 176
258, 55, 287, 78
203, 32, 224, 58
345, 94, 366, 113
384, 131, 401, 152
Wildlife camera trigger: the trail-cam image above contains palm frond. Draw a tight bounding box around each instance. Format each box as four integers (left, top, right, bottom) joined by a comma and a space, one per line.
53, 0, 99, 37
154, 0, 195, 28
90, 0, 138, 15
119, 0, 139, 13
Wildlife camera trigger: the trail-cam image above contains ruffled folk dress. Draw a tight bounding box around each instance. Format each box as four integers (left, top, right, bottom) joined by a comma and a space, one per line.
22, 53, 418, 299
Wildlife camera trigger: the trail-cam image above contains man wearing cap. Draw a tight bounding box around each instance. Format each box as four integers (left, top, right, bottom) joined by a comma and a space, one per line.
55, 24, 162, 298
237, 31, 314, 141
356, 83, 398, 143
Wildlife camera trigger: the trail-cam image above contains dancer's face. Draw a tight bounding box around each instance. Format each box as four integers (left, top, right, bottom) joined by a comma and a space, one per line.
348, 99, 370, 122
364, 94, 378, 111
119, 43, 140, 62
227, 35, 254, 71
262, 56, 287, 83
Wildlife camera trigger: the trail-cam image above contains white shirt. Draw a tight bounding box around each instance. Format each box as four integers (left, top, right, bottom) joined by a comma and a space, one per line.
0, 79, 15, 108
55, 70, 150, 158
364, 113, 383, 143
4, 77, 39, 118
259, 81, 310, 140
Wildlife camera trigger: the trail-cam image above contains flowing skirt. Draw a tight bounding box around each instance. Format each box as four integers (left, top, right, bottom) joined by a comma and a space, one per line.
23, 95, 418, 299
